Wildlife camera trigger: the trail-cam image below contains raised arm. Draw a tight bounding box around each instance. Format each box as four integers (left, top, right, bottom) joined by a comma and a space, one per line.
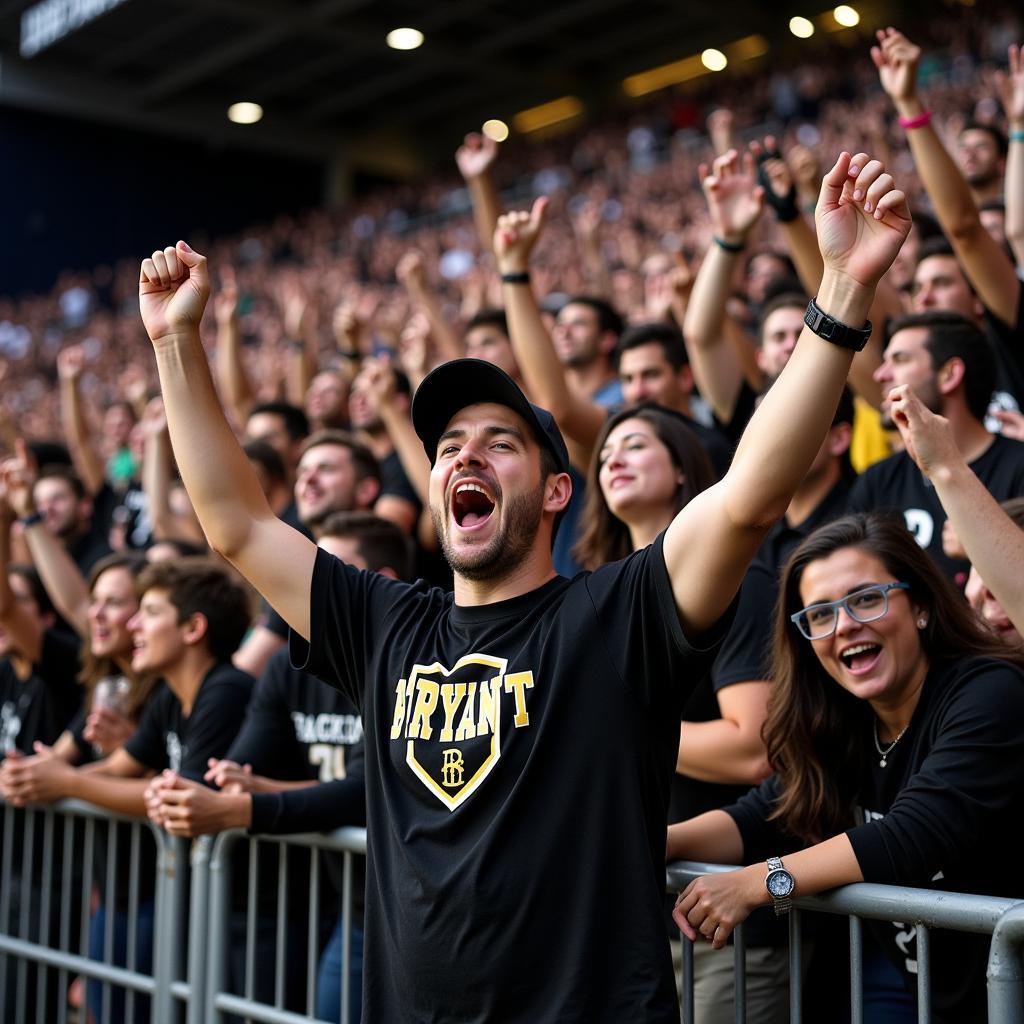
56, 346, 105, 496
872, 29, 1020, 325
889, 384, 1024, 632
996, 44, 1024, 270
493, 198, 606, 470
281, 280, 318, 407
682, 150, 766, 424
456, 132, 503, 256
665, 151, 911, 636
3, 443, 90, 637
140, 397, 206, 544
395, 251, 464, 364
139, 243, 317, 639
212, 267, 256, 425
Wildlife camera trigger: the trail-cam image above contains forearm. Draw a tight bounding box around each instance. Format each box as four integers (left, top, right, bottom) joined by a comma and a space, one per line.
780, 216, 825, 298
930, 460, 1024, 628
1007, 130, 1024, 268
724, 273, 864, 527
23, 521, 90, 636
667, 809, 744, 864
900, 105, 1019, 322
466, 175, 502, 255
682, 246, 746, 421
214, 317, 255, 422
285, 344, 315, 407
677, 719, 770, 785
414, 289, 464, 364
66, 771, 150, 818
379, 404, 430, 505
151, 329, 275, 557
59, 379, 104, 495
250, 776, 366, 835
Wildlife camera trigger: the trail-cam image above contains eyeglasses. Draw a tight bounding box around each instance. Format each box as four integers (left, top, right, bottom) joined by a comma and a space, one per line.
790, 582, 911, 640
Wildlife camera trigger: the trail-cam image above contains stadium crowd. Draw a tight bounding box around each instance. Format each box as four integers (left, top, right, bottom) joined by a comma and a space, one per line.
1, 6, 1023, 1022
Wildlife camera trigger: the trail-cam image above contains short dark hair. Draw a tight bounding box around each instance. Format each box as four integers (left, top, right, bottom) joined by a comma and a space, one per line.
886, 311, 995, 422
136, 558, 252, 663
562, 296, 624, 339
614, 323, 688, 369
960, 121, 1008, 158
320, 511, 414, 580
36, 463, 86, 500
299, 430, 381, 485
916, 235, 956, 263
248, 401, 309, 442
243, 439, 288, 487
465, 309, 509, 338
909, 209, 942, 242
757, 291, 809, 344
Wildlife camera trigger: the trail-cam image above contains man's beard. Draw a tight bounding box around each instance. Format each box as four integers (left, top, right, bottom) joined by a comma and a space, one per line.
880, 376, 942, 430
431, 478, 545, 582
966, 167, 998, 189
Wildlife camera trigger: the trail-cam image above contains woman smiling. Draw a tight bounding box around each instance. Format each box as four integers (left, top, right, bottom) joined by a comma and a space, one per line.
667, 513, 1024, 1021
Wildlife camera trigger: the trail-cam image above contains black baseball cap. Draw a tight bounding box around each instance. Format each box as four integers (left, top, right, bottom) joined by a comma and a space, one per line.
411, 358, 570, 476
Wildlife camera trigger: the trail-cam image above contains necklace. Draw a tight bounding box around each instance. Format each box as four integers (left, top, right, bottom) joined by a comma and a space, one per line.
873, 719, 909, 768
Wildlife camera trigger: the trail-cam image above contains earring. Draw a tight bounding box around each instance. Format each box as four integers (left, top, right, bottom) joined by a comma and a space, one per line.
917, 618, 928, 629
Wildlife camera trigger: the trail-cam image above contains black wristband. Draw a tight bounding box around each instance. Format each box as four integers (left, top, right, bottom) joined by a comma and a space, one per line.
338, 350, 361, 361
803, 297, 872, 352
19, 512, 44, 528
501, 272, 531, 285
713, 236, 745, 254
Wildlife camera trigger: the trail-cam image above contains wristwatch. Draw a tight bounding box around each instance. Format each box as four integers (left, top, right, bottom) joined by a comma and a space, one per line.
765, 856, 795, 916
804, 297, 872, 351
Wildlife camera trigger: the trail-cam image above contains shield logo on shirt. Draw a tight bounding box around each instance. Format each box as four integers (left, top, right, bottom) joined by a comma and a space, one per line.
393, 653, 508, 811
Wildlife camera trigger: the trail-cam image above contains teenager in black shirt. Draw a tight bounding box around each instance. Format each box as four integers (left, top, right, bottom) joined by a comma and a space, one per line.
669, 514, 1024, 1022
140, 149, 911, 1022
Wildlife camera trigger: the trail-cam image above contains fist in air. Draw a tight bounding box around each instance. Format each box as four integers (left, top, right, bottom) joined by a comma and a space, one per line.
139, 241, 210, 344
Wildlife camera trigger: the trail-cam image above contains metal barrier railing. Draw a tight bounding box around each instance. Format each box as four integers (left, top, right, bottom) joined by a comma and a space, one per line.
4, 805, 1024, 1022
668, 860, 1024, 1024
203, 826, 367, 1024
0, 799, 168, 1024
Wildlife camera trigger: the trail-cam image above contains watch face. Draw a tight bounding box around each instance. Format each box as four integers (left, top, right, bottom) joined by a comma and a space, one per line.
767, 870, 795, 898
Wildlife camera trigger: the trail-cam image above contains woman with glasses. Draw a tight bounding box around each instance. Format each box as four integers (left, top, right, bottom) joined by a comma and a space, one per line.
666, 512, 1024, 1022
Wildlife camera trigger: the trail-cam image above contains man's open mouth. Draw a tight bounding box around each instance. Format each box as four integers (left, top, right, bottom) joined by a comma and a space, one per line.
451, 482, 496, 529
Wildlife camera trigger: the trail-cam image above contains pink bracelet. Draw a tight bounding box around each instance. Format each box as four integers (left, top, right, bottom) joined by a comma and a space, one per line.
898, 110, 932, 130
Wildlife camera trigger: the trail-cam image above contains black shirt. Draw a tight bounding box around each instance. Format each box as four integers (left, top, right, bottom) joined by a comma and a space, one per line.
229, 648, 365, 833
0, 629, 81, 760
984, 283, 1024, 429
848, 435, 1024, 582
123, 663, 253, 780
727, 656, 1024, 1023
291, 534, 732, 1023
755, 480, 851, 576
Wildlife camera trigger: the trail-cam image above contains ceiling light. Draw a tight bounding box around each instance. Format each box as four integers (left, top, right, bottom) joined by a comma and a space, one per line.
789, 16, 815, 38
227, 102, 263, 124
701, 48, 728, 72
833, 5, 860, 27
482, 119, 509, 142
512, 96, 584, 134
386, 27, 423, 50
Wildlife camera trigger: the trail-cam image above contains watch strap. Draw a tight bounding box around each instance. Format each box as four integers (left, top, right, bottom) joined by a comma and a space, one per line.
804, 297, 872, 351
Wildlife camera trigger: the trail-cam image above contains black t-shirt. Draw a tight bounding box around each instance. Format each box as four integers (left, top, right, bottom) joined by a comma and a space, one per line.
0, 629, 82, 760
66, 528, 112, 578
379, 448, 421, 514
848, 436, 1024, 583
755, 480, 851, 577
124, 664, 253, 780
984, 283, 1024, 430
290, 534, 732, 1023
714, 380, 759, 447
680, 413, 733, 478
230, 647, 364, 830
727, 656, 1024, 1023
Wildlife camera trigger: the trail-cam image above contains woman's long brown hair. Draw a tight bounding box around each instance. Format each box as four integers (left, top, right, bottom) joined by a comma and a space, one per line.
573, 402, 717, 569
764, 513, 1024, 843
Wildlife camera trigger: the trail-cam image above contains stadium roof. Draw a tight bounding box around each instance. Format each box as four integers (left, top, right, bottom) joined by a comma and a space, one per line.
0, 0, 904, 171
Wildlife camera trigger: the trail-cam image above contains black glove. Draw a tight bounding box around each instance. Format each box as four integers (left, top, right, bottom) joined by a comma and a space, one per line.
755, 147, 800, 223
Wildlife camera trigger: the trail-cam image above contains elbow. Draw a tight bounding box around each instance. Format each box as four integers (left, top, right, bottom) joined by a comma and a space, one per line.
946, 215, 983, 245
737, 751, 773, 786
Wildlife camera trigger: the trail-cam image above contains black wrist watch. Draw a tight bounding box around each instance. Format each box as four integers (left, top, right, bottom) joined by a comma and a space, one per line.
765, 856, 795, 916
804, 297, 872, 351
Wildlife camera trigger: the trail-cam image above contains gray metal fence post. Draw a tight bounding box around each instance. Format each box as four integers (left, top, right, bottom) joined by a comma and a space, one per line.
186, 836, 214, 1024
987, 903, 1024, 1022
